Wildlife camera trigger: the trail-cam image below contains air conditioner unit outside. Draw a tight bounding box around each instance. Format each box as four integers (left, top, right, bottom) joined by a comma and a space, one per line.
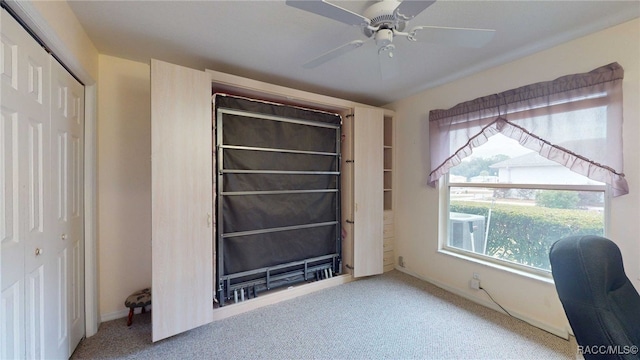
449, 212, 486, 254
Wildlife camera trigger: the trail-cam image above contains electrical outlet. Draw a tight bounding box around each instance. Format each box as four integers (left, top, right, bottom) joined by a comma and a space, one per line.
470, 273, 481, 290
470, 279, 481, 290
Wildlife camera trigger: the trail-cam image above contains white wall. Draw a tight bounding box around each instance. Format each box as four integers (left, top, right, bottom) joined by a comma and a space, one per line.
97, 55, 152, 320
387, 18, 640, 337
19, 0, 99, 81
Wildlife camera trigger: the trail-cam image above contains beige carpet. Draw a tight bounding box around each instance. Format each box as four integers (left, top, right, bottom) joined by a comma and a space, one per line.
72, 270, 577, 359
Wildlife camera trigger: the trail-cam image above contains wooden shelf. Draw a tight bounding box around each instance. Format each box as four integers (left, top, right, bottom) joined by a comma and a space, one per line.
383, 191, 392, 210
384, 117, 393, 147
384, 148, 392, 169
383, 115, 393, 211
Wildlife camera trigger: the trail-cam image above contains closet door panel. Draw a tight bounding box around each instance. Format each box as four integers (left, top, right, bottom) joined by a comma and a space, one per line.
50, 57, 85, 354
1, 62, 25, 360
151, 59, 213, 342
352, 107, 384, 277
1, 9, 52, 359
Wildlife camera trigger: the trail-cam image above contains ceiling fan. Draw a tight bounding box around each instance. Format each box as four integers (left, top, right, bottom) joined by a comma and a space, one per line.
286, 0, 496, 78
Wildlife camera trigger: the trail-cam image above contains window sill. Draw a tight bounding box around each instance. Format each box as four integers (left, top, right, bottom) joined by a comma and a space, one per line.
437, 248, 555, 285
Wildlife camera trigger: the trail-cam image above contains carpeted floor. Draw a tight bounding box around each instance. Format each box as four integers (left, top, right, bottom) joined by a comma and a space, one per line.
71, 270, 578, 359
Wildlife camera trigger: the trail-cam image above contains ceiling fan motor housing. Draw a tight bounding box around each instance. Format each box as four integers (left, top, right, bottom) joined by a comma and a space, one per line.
363, 0, 407, 37
375, 29, 394, 47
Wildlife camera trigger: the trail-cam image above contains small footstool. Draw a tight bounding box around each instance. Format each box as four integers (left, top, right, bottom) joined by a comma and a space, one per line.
124, 288, 151, 326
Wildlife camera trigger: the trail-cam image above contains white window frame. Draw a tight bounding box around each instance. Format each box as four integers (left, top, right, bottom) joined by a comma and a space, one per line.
438, 174, 610, 277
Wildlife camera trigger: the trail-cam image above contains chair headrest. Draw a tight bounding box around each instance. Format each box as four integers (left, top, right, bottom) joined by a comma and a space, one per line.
549, 235, 627, 303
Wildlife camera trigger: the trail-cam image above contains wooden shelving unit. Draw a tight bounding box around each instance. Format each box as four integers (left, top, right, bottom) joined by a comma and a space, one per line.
383, 116, 393, 211
383, 114, 394, 272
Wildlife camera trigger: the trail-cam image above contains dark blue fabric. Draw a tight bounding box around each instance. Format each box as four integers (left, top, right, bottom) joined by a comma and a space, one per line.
550, 235, 640, 359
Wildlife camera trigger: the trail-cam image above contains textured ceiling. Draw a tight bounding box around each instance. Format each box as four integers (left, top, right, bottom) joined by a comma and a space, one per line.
68, 0, 640, 106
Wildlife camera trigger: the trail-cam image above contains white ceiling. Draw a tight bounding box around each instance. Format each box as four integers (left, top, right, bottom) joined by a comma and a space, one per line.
68, 0, 640, 106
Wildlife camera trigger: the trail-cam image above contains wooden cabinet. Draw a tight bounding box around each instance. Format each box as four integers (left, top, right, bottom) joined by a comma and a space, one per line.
352, 107, 384, 277
150, 59, 392, 341
151, 60, 213, 342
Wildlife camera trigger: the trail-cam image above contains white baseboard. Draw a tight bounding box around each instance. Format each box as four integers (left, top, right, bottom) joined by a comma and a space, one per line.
100, 305, 151, 323
100, 309, 128, 322
394, 266, 570, 340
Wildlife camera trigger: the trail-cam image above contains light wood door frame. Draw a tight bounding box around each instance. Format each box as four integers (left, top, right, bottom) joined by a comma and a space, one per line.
352, 107, 384, 277
151, 59, 213, 342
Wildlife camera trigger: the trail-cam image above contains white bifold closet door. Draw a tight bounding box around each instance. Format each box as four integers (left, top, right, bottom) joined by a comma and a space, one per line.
50, 53, 86, 355
1, 9, 52, 358
1, 9, 85, 359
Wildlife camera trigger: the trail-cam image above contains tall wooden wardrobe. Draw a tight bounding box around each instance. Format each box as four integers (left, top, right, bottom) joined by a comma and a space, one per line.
150, 59, 394, 342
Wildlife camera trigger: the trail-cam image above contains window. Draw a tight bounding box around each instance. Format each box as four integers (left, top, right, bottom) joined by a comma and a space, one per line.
428, 63, 626, 274
444, 134, 606, 272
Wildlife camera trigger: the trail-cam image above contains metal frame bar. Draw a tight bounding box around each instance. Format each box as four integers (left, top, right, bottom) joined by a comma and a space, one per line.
222, 221, 338, 239
334, 120, 342, 275
221, 144, 338, 157
219, 254, 339, 306
221, 169, 340, 175
218, 107, 341, 129
216, 108, 226, 304
222, 189, 338, 196
222, 262, 336, 304
220, 253, 338, 284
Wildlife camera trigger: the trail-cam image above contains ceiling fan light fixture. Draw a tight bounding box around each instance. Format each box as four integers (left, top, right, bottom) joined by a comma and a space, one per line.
378, 44, 395, 58
375, 28, 394, 47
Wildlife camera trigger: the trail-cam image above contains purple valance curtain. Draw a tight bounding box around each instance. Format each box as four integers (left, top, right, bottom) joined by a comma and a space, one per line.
428, 62, 628, 196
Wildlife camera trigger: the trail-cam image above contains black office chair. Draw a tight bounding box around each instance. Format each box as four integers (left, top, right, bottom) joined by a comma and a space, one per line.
549, 235, 640, 359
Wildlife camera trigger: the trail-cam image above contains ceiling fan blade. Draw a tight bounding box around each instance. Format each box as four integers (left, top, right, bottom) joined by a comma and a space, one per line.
409, 26, 496, 48
378, 45, 399, 80
303, 40, 365, 69
286, 0, 371, 27
394, 0, 436, 21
